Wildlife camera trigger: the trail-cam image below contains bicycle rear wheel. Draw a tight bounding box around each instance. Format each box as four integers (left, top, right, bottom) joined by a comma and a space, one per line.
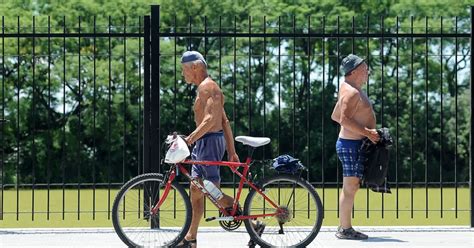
243, 174, 323, 248
112, 173, 192, 248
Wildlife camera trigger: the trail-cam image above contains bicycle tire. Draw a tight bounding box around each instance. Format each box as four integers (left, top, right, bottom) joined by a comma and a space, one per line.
243, 174, 323, 248
112, 173, 192, 248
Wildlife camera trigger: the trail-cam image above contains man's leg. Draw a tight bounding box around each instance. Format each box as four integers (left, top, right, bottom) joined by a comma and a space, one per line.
185, 180, 204, 242
339, 176, 360, 229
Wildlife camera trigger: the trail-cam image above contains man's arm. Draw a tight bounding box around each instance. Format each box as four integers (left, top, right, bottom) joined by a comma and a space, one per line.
186, 86, 220, 144
222, 108, 239, 162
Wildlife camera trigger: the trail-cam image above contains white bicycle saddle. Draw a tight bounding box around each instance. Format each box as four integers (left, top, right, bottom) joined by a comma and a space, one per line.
235, 136, 271, 148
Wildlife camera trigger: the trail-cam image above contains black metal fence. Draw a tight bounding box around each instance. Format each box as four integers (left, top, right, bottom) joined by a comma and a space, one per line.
0, 5, 473, 226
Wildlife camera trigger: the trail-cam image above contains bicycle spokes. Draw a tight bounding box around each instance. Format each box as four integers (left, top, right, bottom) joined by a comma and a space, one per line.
244, 175, 323, 247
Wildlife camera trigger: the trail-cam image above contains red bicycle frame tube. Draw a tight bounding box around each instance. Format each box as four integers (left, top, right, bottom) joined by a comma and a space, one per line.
152, 157, 280, 217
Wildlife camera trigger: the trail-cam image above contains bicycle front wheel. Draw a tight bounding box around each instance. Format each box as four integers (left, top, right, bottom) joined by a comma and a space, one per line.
112, 173, 192, 248
243, 174, 323, 248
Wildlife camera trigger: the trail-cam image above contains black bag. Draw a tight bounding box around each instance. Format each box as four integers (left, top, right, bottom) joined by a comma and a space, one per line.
360, 128, 392, 193
363, 145, 390, 186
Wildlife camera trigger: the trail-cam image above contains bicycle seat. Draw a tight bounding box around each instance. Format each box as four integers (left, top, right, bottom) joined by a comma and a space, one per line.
235, 136, 271, 148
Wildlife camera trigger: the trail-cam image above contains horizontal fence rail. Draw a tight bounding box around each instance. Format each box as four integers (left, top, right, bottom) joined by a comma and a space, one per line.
0, 4, 473, 227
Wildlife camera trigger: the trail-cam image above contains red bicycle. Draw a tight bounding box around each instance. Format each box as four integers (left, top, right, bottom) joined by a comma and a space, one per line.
112, 135, 323, 247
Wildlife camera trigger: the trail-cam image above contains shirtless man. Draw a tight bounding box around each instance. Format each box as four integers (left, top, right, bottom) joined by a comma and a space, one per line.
331, 54, 379, 240
177, 51, 239, 247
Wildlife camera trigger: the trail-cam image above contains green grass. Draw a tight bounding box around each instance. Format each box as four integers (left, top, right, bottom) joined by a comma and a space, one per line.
0, 187, 470, 228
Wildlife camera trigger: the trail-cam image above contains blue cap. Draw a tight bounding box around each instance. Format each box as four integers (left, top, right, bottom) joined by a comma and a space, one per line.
181, 51, 207, 67
341, 54, 364, 75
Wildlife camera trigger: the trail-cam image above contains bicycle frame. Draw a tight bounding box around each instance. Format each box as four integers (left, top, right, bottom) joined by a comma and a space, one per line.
152, 157, 280, 221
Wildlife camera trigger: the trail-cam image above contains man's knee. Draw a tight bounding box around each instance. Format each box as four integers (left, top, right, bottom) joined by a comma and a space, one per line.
190, 181, 204, 198
343, 179, 360, 195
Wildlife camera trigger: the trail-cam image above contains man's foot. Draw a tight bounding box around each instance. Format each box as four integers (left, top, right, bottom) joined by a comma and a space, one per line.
335, 226, 368, 240
247, 221, 266, 247
176, 238, 197, 248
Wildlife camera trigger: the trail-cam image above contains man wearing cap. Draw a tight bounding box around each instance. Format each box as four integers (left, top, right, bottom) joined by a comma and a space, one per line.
331, 54, 380, 240
177, 51, 240, 247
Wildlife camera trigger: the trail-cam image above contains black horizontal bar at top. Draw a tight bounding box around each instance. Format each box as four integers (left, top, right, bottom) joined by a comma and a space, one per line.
0, 33, 144, 38
0, 32, 470, 38
163, 32, 470, 38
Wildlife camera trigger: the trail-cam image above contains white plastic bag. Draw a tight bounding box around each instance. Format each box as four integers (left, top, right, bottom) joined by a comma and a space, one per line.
164, 135, 190, 163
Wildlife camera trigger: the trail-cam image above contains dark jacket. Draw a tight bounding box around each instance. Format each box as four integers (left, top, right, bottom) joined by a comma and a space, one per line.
360, 127, 393, 193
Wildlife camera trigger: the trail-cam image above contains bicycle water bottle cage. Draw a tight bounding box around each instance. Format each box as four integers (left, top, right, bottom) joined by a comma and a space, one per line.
272, 154, 306, 174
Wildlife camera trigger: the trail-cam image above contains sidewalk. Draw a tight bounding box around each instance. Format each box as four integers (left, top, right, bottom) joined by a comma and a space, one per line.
0, 226, 473, 247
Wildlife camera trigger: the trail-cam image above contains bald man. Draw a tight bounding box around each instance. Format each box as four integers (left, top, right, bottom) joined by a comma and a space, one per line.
177, 51, 239, 247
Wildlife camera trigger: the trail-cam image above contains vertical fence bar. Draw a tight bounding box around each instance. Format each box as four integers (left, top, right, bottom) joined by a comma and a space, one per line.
31, 15, 36, 221
366, 14, 370, 218
321, 16, 325, 216
174, 15, 177, 130
108, 16, 112, 219
143, 16, 150, 178
150, 5, 160, 170
137, 16, 142, 217
351, 16, 355, 53
92, 15, 97, 220
123, 16, 127, 185
233, 16, 237, 198
77, 15, 82, 220
248, 16, 252, 136
425, 16, 429, 219
440, 16, 444, 218
395, 16, 399, 219
292, 15, 296, 155
336, 16, 341, 219
380, 15, 385, 219
410, 16, 415, 219
263, 15, 266, 162
61, 16, 66, 220
454, 16, 458, 219
261, 15, 267, 179
16, 16, 20, 221
306, 16, 310, 183
219, 16, 222, 87
1, 16, 4, 221
151, 5, 161, 173
143, 16, 150, 222
122, 16, 127, 220
306, 15, 311, 218
47, 15, 51, 221
278, 16, 281, 155
470, 5, 474, 228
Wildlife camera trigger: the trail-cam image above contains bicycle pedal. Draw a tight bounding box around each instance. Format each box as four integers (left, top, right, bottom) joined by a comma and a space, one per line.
205, 217, 216, 222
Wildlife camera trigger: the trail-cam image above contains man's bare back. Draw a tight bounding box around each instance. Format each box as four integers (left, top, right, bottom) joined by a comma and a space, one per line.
331, 81, 376, 140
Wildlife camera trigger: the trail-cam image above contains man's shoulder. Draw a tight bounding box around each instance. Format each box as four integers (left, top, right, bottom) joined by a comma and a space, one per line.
198, 80, 222, 99
340, 82, 360, 97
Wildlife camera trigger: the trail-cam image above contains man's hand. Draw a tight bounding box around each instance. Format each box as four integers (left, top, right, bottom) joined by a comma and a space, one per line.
184, 136, 193, 146
228, 153, 240, 162
365, 128, 380, 144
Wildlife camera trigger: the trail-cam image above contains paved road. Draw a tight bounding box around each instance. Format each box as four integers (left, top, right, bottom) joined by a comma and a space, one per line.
1, 226, 473, 247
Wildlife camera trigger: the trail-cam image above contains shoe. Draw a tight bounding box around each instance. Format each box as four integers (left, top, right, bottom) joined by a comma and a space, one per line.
247, 221, 266, 247
335, 226, 368, 240
175, 238, 197, 248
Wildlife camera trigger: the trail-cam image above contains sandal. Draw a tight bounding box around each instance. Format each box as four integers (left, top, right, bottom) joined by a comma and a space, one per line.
247, 221, 266, 247
175, 238, 197, 248
335, 226, 368, 240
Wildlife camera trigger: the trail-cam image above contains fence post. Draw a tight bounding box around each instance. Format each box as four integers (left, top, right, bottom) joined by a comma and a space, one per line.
143, 16, 151, 175
151, 5, 161, 173
470, 5, 474, 228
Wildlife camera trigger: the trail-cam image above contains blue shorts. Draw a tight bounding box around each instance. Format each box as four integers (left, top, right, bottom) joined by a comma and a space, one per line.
336, 138, 365, 179
191, 131, 226, 184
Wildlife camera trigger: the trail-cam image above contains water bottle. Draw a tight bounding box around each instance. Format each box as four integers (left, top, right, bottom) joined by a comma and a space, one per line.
203, 180, 223, 200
